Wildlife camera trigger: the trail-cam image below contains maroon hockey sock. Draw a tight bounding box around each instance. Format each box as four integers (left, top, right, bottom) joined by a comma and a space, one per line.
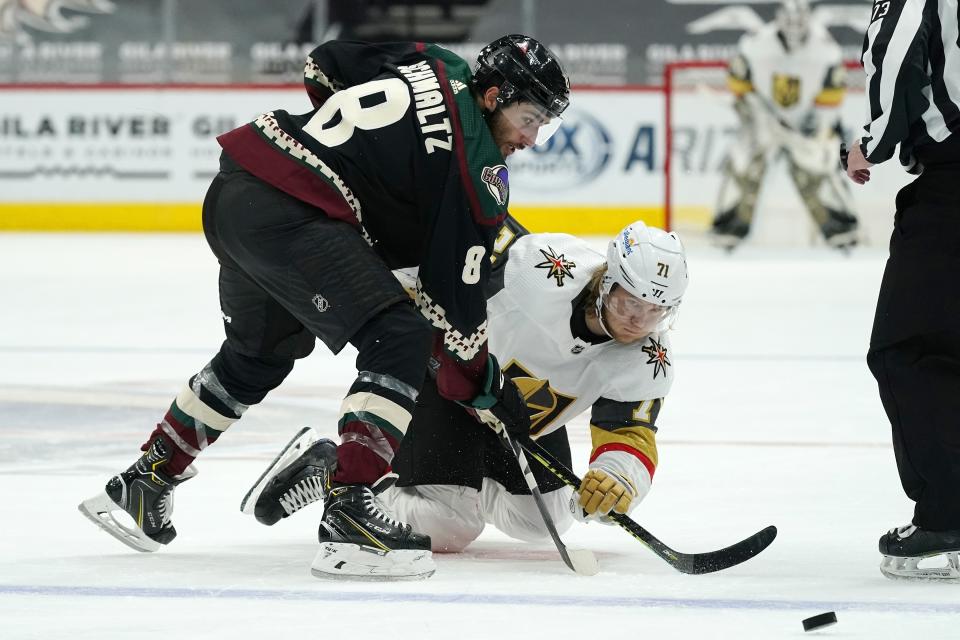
332, 441, 391, 485
331, 410, 401, 485
140, 429, 193, 477
140, 406, 222, 477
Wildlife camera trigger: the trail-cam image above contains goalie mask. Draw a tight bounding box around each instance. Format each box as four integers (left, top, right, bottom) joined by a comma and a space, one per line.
473, 34, 570, 145
776, 0, 812, 51
596, 222, 689, 338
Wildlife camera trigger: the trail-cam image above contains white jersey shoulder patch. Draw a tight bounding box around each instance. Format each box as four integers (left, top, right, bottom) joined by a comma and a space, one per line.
504, 233, 600, 294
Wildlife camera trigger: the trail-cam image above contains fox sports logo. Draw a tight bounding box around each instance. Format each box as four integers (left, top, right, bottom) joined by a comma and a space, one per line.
509, 108, 612, 190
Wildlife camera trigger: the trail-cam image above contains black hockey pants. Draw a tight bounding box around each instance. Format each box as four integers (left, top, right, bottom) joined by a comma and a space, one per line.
151, 155, 434, 482
393, 374, 571, 495
867, 161, 960, 531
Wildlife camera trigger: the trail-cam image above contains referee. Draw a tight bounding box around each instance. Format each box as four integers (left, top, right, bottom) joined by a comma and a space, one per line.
845, 0, 960, 580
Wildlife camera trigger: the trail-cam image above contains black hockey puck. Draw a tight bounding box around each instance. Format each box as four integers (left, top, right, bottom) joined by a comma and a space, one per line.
802, 612, 838, 632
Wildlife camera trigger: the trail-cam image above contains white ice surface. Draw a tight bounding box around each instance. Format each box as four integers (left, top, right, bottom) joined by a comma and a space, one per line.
1, 233, 957, 640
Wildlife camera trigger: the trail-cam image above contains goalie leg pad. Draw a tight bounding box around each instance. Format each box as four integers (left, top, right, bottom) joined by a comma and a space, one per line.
787, 159, 859, 247
711, 150, 767, 248
311, 542, 436, 581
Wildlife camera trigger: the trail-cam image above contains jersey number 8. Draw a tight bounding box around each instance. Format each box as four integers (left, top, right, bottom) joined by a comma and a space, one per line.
461, 245, 487, 285
303, 78, 411, 147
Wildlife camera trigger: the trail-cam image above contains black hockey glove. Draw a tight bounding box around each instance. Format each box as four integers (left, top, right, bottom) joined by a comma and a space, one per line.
463, 354, 531, 438
798, 111, 819, 137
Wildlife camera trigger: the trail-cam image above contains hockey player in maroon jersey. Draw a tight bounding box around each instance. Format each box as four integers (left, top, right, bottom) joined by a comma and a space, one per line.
78, 35, 570, 580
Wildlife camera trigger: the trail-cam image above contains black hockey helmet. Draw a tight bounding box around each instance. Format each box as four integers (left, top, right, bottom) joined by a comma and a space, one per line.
473, 34, 570, 122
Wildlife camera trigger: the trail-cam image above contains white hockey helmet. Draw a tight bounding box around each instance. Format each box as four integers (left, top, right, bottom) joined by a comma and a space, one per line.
776, 0, 812, 51
597, 221, 688, 333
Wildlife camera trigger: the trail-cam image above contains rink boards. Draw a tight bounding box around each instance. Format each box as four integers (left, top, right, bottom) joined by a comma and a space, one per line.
0, 85, 912, 241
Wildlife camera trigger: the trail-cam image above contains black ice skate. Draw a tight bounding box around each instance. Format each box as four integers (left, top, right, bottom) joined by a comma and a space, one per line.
78, 438, 196, 553
879, 524, 960, 581
240, 426, 337, 525
821, 208, 859, 252
311, 484, 435, 581
710, 208, 751, 251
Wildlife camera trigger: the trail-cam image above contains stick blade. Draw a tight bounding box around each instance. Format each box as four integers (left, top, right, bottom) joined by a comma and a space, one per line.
566, 548, 599, 576
689, 525, 778, 574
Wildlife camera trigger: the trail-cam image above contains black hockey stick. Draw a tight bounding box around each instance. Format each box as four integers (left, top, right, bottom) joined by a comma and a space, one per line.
519, 437, 777, 575
500, 429, 599, 576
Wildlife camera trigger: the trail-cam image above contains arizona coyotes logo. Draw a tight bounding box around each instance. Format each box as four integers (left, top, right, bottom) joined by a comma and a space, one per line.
772, 73, 801, 108
481, 164, 509, 205
641, 336, 671, 379
534, 245, 576, 287
503, 360, 576, 436
1, 0, 116, 40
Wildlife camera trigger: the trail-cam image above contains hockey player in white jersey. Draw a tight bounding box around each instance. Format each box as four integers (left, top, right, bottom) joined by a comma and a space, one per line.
242, 220, 688, 555
711, 0, 859, 251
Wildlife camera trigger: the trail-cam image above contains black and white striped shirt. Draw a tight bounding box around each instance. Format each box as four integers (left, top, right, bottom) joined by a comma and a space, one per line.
861, 0, 960, 170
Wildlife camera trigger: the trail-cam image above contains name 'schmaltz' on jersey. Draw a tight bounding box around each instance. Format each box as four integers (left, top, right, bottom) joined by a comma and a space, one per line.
397, 60, 453, 154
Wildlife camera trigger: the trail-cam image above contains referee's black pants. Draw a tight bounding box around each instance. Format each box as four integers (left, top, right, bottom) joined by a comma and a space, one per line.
867, 165, 960, 531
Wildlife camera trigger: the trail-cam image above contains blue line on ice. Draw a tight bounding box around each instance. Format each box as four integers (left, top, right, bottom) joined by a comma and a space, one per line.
1, 584, 958, 613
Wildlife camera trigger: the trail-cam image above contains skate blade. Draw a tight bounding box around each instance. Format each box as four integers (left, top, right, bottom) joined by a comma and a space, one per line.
826, 231, 858, 251
310, 542, 436, 581
710, 234, 742, 251
240, 426, 318, 516
78, 492, 161, 553
880, 552, 960, 581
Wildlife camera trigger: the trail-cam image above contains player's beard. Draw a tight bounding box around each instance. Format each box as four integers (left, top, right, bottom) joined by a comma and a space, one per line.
486, 109, 523, 158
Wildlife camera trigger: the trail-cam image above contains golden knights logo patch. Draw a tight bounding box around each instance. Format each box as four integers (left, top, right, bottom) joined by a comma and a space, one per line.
534, 246, 576, 287
503, 360, 576, 436
772, 73, 801, 108
641, 336, 671, 379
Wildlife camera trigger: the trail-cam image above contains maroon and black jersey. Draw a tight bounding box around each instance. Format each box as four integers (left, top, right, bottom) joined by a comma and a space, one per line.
217, 40, 509, 401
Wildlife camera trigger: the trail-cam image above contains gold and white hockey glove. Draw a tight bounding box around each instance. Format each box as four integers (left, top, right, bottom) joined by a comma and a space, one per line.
571, 454, 652, 524
577, 468, 637, 519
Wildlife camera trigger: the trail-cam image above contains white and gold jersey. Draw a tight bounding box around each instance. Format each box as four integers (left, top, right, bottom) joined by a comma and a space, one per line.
488, 232, 674, 489
728, 21, 845, 130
